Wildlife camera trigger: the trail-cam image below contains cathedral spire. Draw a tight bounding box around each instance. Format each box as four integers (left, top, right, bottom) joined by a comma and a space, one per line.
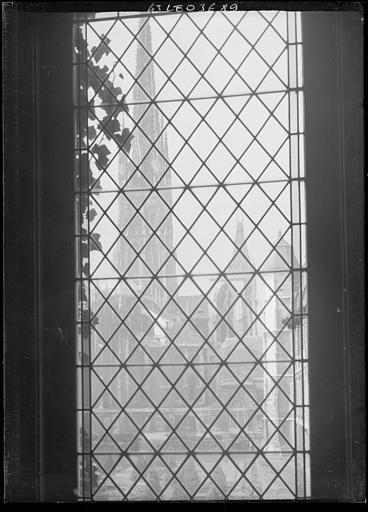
115, 16, 175, 304
130, 16, 161, 165
228, 219, 253, 275
133, 18, 155, 103
235, 219, 245, 247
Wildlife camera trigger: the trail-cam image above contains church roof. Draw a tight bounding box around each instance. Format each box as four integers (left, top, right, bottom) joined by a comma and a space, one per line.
263, 231, 300, 272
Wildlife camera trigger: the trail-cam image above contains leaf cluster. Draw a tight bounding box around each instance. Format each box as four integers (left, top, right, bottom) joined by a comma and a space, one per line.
76, 25, 134, 340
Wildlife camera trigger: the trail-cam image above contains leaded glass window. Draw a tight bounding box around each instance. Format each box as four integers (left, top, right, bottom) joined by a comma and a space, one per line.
74, 9, 309, 501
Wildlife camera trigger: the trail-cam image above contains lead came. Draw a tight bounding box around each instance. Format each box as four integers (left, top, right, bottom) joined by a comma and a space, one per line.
74, 10, 309, 501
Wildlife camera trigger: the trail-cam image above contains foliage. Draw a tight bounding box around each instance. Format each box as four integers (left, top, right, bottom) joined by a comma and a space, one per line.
75, 25, 133, 357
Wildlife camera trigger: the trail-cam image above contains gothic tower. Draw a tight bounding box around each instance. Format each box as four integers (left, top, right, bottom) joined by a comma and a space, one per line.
115, 17, 176, 308
213, 218, 257, 346
227, 219, 257, 336
262, 231, 300, 449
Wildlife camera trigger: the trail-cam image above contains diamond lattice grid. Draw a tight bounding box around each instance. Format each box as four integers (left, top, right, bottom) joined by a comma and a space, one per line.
74, 10, 309, 501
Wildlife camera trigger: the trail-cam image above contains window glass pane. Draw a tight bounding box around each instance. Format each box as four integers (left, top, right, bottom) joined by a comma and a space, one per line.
74, 10, 309, 501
